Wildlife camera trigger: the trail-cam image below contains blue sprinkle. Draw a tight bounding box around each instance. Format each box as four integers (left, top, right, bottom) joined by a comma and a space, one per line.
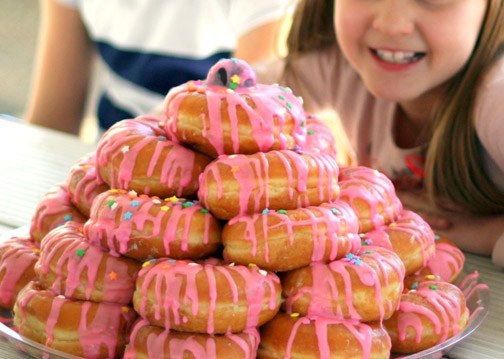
149, 259, 156, 262
63, 215, 72, 221
411, 282, 419, 289
331, 208, 340, 215
158, 136, 167, 140
231, 58, 238, 62
435, 235, 440, 241
168, 260, 177, 263
346, 253, 355, 260
124, 212, 133, 220
354, 259, 363, 266
131, 200, 139, 207
262, 208, 270, 215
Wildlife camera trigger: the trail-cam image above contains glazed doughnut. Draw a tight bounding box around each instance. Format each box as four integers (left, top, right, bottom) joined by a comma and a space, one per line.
383, 280, 469, 354
258, 313, 391, 359
84, 190, 221, 260
413, 234, 465, 284
0, 236, 38, 309
66, 152, 110, 217
338, 166, 403, 233
124, 319, 260, 359
165, 58, 306, 158
198, 150, 339, 220
14, 281, 137, 359
361, 210, 436, 275
222, 200, 361, 272
30, 184, 87, 243
302, 113, 337, 157
283, 246, 405, 322
35, 221, 141, 304
133, 258, 282, 334
96, 115, 212, 199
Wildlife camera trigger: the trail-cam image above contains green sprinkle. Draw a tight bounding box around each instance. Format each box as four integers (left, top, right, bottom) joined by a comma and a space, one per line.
76, 249, 85, 257
429, 285, 438, 290
200, 209, 209, 213
229, 82, 237, 90
278, 95, 285, 100
301, 121, 305, 127
182, 202, 194, 208
308, 130, 315, 135
108, 200, 115, 208
361, 251, 374, 254
278, 210, 287, 214
280, 87, 287, 93
286, 102, 293, 109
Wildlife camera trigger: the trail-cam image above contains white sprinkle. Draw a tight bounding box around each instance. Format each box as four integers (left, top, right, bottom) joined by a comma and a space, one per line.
188, 263, 199, 266
272, 83, 279, 87
258, 269, 268, 276
128, 190, 138, 196
229, 262, 235, 266
152, 199, 162, 204
374, 169, 380, 176
121, 145, 130, 153
226, 89, 234, 93
57, 295, 65, 299
359, 233, 366, 238
228, 155, 237, 158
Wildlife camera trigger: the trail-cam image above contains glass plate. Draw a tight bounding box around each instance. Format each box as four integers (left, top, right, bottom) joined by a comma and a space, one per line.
0, 226, 491, 359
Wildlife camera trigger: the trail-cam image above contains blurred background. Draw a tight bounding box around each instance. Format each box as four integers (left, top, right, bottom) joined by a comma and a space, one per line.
0, 0, 39, 118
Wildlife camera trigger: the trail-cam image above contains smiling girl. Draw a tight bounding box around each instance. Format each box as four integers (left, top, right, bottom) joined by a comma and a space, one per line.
257, 0, 504, 264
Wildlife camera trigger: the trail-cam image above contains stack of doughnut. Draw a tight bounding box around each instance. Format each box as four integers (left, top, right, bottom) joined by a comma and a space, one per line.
2, 58, 473, 359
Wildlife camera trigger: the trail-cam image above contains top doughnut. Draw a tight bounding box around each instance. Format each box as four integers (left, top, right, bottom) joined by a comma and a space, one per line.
164, 58, 307, 157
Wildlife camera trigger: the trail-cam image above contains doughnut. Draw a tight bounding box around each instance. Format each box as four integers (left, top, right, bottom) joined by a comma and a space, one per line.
302, 113, 337, 157
338, 166, 403, 233
35, 221, 141, 304
164, 58, 306, 158
30, 184, 87, 243
84, 190, 222, 260
198, 150, 340, 220
14, 281, 137, 359
0, 236, 39, 309
66, 152, 110, 217
361, 210, 436, 275
222, 200, 361, 272
382, 280, 469, 354
124, 319, 260, 359
413, 234, 465, 284
96, 115, 212, 199
133, 258, 282, 334
258, 313, 391, 359
282, 246, 405, 322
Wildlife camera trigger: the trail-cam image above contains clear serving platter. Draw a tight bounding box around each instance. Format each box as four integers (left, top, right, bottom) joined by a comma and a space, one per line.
0, 226, 490, 359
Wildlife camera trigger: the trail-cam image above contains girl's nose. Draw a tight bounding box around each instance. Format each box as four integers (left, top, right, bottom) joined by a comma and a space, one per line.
372, 0, 415, 36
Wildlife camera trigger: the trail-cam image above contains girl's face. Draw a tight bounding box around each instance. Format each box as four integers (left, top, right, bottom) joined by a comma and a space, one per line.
334, 0, 487, 103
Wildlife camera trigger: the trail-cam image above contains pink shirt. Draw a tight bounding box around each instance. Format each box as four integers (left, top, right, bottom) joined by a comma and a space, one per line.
255, 48, 504, 265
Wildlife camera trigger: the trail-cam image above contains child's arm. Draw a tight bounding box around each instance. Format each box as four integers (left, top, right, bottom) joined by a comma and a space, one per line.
26, 0, 95, 134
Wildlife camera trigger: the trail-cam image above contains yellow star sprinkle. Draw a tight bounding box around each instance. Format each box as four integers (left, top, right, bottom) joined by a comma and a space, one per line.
426, 275, 436, 280
290, 313, 300, 318
160, 206, 170, 211
231, 74, 240, 84
109, 271, 118, 280
166, 196, 179, 202
248, 263, 257, 267
109, 189, 119, 194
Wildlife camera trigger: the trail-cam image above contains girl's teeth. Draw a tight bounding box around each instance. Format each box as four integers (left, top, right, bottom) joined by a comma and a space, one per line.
376, 50, 418, 64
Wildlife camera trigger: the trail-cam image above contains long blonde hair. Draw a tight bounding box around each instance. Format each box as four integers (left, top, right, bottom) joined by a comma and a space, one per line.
286, 0, 504, 214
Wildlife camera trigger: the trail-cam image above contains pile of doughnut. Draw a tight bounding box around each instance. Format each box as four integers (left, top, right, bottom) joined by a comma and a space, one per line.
0, 59, 471, 359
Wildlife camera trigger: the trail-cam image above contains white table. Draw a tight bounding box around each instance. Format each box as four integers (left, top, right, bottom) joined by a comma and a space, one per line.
0, 117, 503, 358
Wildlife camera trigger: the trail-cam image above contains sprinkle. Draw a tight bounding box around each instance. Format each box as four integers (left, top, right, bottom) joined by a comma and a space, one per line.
293, 145, 303, 154
231, 58, 238, 62
286, 102, 293, 109
364, 238, 374, 245
158, 136, 167, 140
182, 202, 194, 208
109, 189, 119, 194
63, 215, 72, 222
160, 206, 170, 211
248, 263, 257, 267
307, 130, 315, 135
142, 261, 151, 268
331, 208, 340, 215
122, 306, 130, 313
188, 85, 197, 92
426, 275, 436, 280
152, 199, 162, 204
108, 271, 117, 280
128, 190, 138, 198
262, 208, 270, 215
162, 265, 171, 270
201, 209, 209, 213
229, 263, 235, 266
278, 95, 285, 100
82, 165, 91, 170
57, 295, 65, 299
354, 259, 363, 265
374, 169, 380, 176
301, 121, 305, 127
278, 210, 287, 214
33, 249, 40, 254
258, 269, 268, 276
166, 196, 179, 202
131, 200, 139, 207
76, 249, 85, 257
168, 259, 177, 263
290, 313, 300, 318
119, 189, 128, 194
389, 223, 397, 227
110, 202, 118, 210
121, 146, 130, 153
188, 263, 199, 266
346, 253, 355, 260
229, 82, 238, 90
411, 282, 419, 289
124, 212, 133, 220
78, 227, 84, 233
231, 74, 240, 84
279, 87, 287, 92
361, 250, 374, 254
429, 285, 438, 290
228, 155, 238, 158
435, 235, 440, 241
108, 200, 116, 208
231, 166, 240, 173
249, 89, 256, 93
